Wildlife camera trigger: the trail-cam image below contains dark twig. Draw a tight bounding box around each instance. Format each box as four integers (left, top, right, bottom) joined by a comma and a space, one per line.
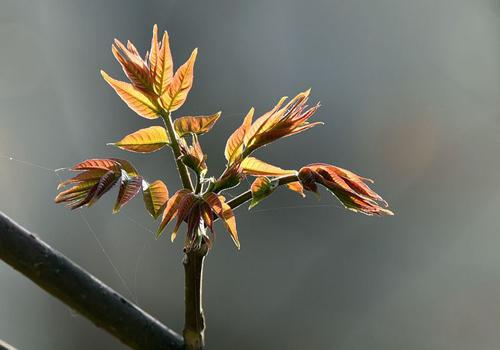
0, 211, 184, 350
0, 339, 17, 350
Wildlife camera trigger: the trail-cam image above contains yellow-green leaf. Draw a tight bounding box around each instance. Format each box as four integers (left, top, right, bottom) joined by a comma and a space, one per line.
109, 126, 170, 153
241, 157, 296, 176
160, 48, 197, 112
143, 180, 169, 219
174, 112, 221, 137
249, 177, 278, 209
101, 70, 160, 119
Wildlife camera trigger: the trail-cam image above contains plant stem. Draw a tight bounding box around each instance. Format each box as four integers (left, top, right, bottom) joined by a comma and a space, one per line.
226, 173, 299, 210
183, 243, 208, 350
161, 111, 193, 191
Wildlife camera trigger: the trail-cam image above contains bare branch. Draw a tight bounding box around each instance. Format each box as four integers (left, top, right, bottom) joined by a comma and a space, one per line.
0, 339, 17, 350
0, 211, 183, 350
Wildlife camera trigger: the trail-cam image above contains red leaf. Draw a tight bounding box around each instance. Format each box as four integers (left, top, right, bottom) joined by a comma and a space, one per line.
157, 189, 191, 237
113, 176, 143, 213
203, 192, 239, 249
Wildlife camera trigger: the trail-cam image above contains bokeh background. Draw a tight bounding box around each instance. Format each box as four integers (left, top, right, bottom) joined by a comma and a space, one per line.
1, 0, 500, 349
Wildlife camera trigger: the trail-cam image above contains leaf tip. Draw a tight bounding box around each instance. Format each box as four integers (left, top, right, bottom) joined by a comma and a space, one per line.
100, 70, 111, 81
155, 229, 163, 239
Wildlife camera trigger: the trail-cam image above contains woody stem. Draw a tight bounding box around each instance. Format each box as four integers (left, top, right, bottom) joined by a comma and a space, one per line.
183, 242, 208, 350
161, 111, 193, 191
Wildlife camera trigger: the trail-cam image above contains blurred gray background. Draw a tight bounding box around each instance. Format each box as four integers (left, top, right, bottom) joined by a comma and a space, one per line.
1, 0, 500, 349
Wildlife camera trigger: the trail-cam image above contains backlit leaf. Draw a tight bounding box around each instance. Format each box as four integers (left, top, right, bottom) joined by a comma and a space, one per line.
171, 193, 196, 242
111, 158, 139, 177
157, 189, 190, 237
55, 179, 100, 204
298, 164, 393, 216
113, 175, 143, 213
142, 180, 169, 219
200, 203, 214, 232
56, 158, 140, 211
112, 39, 153, 93
286, 181, 305, 197
101, 70, 160, 119
243, 91, 321, 153
57, 169, 107, 189
249, 177, 277, 209
174, 112, 221, 137
72, 159, 119, 171
204, 193, 239, 249
180, 137, 207, 176
88, 170, 120, 206
149, 25, 159, 78
224, 108, 254, 164
244, 96, 287, 147
241, 157, 296, 176
160, 48, 197, 112
154, 29, 174, 96
109, 126, 170, 153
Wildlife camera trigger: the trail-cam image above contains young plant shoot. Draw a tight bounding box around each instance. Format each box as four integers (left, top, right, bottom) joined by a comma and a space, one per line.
55, 25, 393, 350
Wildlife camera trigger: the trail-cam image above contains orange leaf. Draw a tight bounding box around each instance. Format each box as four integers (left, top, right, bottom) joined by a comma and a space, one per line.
224, 107, 254, 164
200, 203, 214, 233
241, 157, 296, 176
244, 96, 287, 147
109, 126, 170, 153
249, 177, 277, 208
112, 39, 153, 93
204, 193, 239, 249
71, 158, 119, 171
286, 181, 305, 198
180, 136, 207, 176
101, 70, 159, 119
171, 193, 196, 242
298, 164, 393, 216
157, 189, 190, 237
174, 112, 221, 137
154, 30, 174, 96
160, 48, 198, 112
143, 180, 169, 219
243, 91, 321, 153
149, 25, 160, 85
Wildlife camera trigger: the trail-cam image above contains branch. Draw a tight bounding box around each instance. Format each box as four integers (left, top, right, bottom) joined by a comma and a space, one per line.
0, 211, 184, 350
227, 173, 299, 210
0, 339, 17, 350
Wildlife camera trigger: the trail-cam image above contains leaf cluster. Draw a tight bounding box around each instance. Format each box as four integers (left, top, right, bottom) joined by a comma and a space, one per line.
55, 25, 392, 251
